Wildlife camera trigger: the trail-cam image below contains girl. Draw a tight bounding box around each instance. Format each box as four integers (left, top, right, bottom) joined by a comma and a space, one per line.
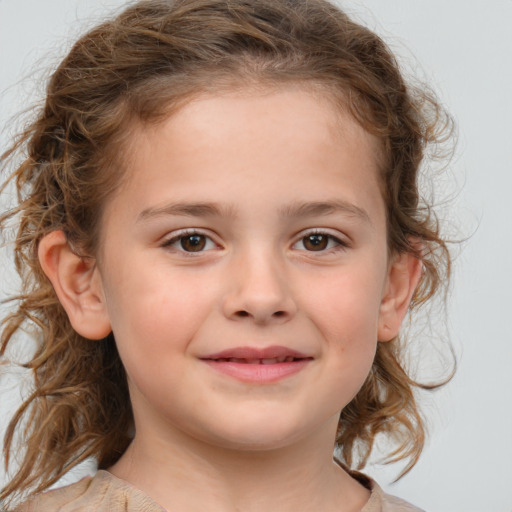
0, 0, 453, 510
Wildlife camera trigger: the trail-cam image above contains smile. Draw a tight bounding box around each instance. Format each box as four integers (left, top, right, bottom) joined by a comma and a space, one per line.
201, 346, 313, 383
211, 356, 300, 364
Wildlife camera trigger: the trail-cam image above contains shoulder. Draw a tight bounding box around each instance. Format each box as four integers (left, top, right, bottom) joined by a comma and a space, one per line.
344, 466, 425, 512
370, 487, 425, 512
12, 476, 92, 512
12, 471, 165, 512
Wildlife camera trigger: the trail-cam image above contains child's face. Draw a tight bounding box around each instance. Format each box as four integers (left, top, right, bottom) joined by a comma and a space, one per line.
92, 87, 408, 451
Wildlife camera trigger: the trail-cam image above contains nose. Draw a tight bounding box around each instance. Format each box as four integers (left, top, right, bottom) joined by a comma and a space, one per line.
222, 249, 297, 325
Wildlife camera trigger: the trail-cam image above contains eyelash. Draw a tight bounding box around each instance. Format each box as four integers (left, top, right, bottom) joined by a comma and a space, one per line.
160, 229, 349, 255
160, 229, 219, 255
292, 230, 349, 254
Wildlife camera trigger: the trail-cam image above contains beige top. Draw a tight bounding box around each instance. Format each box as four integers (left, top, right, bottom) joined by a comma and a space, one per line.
13, 469, 423, 512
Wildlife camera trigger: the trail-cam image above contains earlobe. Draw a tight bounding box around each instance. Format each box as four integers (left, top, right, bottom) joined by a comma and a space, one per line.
377, 251, 423, 342
38, 230, 112, 340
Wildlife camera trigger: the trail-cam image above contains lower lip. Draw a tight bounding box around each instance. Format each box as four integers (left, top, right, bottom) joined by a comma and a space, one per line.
202, 360, 311, 383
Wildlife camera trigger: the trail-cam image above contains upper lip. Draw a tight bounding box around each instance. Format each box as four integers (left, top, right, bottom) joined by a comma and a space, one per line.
201, 345, 311, 361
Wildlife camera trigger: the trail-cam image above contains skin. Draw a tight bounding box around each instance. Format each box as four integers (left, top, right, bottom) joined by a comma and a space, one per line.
39, 86, 421, 512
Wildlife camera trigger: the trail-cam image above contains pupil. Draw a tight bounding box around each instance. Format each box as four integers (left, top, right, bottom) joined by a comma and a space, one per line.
181, 235, 206, 252
305, 234, 327, 251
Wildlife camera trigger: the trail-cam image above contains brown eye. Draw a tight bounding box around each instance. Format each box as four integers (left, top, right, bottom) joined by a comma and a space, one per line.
302, 234, 329, 251
180, 234, 207, 252
163, 231, 217, 254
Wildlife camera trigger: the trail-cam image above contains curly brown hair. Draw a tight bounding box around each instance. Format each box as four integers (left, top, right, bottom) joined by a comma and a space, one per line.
0, 0, 454, 504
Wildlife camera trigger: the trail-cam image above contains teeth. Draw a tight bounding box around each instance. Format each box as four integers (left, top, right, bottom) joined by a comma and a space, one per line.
219, 356, 299, 364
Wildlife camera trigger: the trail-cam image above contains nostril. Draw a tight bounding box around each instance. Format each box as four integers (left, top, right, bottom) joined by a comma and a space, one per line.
234, 310, 286, 319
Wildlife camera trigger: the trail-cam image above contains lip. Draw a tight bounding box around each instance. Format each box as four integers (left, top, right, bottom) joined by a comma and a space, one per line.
200, 345, 313, 383
203, 345, 309, 361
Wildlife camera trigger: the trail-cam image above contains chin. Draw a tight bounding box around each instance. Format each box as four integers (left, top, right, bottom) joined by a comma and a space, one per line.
201, 417, 311, 453
216, 435, 300, 453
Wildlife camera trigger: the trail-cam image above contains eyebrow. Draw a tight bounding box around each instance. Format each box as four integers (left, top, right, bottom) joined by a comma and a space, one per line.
137, 202, 235, 222
137, 199, 372, 225
279, 200, 372, 226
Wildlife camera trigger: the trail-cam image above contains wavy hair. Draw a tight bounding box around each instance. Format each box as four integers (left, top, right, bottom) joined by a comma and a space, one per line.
1, 0, 454, 503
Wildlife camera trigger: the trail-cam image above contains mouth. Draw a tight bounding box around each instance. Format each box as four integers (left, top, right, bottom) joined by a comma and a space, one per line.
207, 356, 305, 364
200, 346, 313, 383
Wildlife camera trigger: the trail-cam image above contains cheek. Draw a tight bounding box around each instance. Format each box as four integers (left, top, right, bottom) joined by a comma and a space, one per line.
304, 268, 385, 340
102, 262, 217, 363
299, 267, 384, 388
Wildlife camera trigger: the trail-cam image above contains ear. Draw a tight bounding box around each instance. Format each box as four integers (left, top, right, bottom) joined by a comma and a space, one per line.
377, 251, 423, 342
38, 230, 112, 340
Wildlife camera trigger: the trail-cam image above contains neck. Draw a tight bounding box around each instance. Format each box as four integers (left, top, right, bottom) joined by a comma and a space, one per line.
108, 417, 369, 512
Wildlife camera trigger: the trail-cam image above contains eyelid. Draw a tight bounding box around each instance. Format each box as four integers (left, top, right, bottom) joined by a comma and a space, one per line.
160, 228, 221, 253
291, 228, 350, 252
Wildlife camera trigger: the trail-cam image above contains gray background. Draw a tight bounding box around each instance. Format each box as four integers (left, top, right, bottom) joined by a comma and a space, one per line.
1, 1, 511, 511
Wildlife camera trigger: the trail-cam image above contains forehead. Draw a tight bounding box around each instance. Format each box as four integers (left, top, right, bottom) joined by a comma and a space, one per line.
128, 85, 381, 173
107, 86, 384, 226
